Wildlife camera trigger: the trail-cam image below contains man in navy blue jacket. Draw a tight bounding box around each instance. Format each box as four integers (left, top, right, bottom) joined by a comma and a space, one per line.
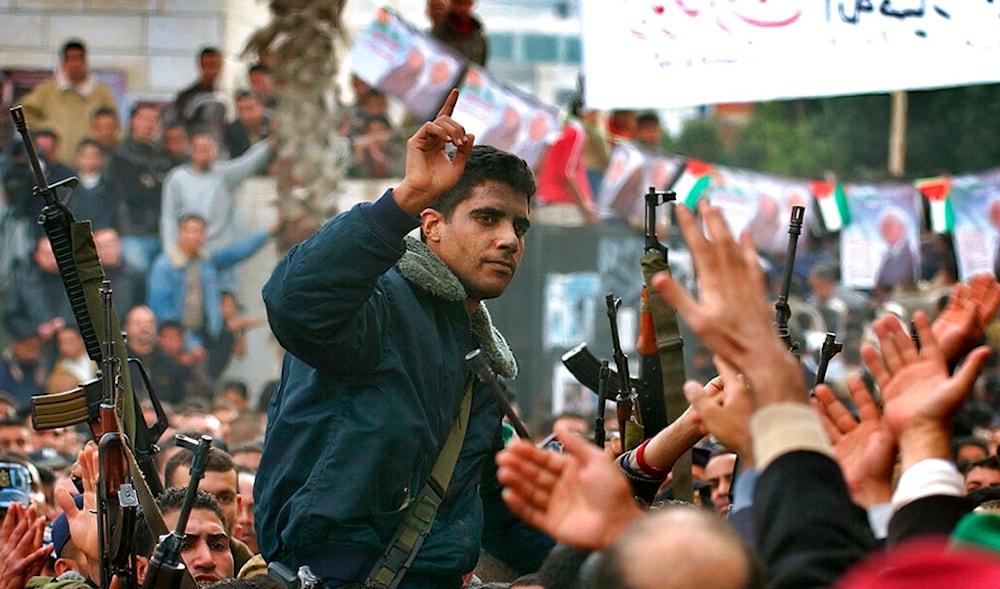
256, 89, 553, 588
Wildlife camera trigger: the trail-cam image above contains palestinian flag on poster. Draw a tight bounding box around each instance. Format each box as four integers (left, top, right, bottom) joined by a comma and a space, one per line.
672, 159, 714, 208
810, 180, 850, 232
915, 176, 953, 233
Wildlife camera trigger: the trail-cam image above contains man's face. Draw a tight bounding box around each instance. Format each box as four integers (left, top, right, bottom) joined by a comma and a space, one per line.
75, 144, 103, 175
199, 54, 222, 86
236, 472, 257, 553
94, 229, 123, 267
130, 107, 161, 142
170, 469, 240, 535
705, 453, 737, 516
248, 71, 274, 102
0, 426, 33, 453
56, 328, 85, 359
965, 466, 1000, 493
157, 328, 185, 356
124, 308, 156, 348
35, 135, 58, 164
62, 48, 87, 83
422, 181, 529, 306
164, 126, 189, 160
235, 96, 264, 128
162, 507, 234, 587
190, 134, 218, 171
452, 0, 473, 18
90, 115, 119, 150
427, 0, 450, 24
12, 336, 43, 364
178, 218, 207, 256
879, 214, 906, 246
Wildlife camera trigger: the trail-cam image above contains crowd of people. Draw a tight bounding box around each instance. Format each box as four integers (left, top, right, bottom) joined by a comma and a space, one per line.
3, 1, 1000, 588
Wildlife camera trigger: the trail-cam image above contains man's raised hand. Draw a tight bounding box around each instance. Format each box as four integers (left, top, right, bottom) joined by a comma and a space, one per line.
394, 88, 475, 216
496, 422, 642, 550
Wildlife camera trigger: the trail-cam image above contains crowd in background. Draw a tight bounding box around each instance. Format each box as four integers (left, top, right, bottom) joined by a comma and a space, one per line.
3, 0, 1000, 588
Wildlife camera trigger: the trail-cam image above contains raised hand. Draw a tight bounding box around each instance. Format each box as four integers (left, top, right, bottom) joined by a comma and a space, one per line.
812, 379, 896, 508
0, 502, 52, 589
394, 88, 475, 215
496, 421, 642, 550
864, 311, 991, 470
650, 201, 805, 407
931, 273, 1000, 366
684, 356, 754, 466
55, 441, 101, 563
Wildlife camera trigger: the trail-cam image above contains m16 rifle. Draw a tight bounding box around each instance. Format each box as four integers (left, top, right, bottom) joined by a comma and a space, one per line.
10, 104, 179, 588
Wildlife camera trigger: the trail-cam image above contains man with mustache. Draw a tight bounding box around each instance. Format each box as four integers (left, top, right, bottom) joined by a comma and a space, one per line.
256, 89, 553, 588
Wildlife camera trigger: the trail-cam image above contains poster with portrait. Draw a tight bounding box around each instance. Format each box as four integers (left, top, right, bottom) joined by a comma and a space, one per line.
453, 66, 560, 170
596, 144, 685, 228
699, 166, 814, 255
947, 168, 1000, 280
349, 7, 465, 120
839, 183, 921, 290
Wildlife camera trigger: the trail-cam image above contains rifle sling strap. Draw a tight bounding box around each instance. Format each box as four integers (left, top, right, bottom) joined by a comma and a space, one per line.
365, 383, 474, 589
640, 252, 692, 503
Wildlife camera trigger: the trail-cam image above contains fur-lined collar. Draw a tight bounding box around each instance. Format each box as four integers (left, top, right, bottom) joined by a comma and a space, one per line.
397, 236, 517, 379
165, 244, 209, 268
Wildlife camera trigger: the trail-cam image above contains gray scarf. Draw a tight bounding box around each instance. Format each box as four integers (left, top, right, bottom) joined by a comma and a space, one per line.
396, 236, 517, 379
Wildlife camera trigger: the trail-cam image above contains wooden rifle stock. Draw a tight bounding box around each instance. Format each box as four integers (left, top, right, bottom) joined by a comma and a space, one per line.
96, 281, 139, 589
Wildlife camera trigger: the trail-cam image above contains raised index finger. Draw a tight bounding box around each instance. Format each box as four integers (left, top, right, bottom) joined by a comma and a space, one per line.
436, 88, 460, 119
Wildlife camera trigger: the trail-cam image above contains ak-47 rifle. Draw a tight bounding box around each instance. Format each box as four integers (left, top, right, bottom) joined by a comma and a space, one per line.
10, 105, 177, 588
606, 294, 639, 450
774, 205, 806, 352
632, 187, 677, 440
143, 435, 214, 589
95, 279, 139, 589
594, 360, 610, 449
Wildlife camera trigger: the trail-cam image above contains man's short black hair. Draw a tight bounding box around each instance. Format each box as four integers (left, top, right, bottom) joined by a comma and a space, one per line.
156, 487, 227, 528
221, 380, 248, 400
234, 89, 261, 103
130, 102, 160, 121
61, 39, 86, 58
965, 455, 1000, 475
164, 447, 237, 488
157, 319, 184, 333
92, 107, 117, 121
199, 47, 222, 61
636, 111, 661, 128
429, 145, 535, 220
248, 63, 272, 76
76, 137, 102, 153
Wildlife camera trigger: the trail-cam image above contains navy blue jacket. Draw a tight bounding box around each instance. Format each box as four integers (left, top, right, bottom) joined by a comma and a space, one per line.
256, 191, 552, 586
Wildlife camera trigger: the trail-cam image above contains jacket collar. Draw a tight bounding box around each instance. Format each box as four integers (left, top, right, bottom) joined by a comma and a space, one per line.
165, 244, 209, 268
397, 236, 517, 379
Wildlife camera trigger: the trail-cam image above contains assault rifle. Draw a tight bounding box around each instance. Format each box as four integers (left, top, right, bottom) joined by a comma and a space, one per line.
11, 105, 177, 587
774, 205, 806, 352
143, 435, 214, 589
606, 294, 638, 449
